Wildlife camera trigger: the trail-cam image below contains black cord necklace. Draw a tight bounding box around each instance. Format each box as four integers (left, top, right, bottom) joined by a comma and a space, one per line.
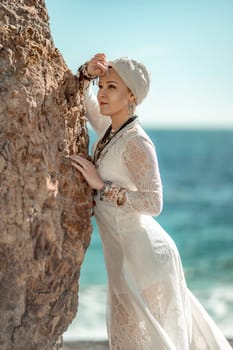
93, 115, 137, 164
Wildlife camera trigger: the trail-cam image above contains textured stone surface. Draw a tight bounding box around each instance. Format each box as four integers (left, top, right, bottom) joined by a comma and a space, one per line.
0, 0, 92, 349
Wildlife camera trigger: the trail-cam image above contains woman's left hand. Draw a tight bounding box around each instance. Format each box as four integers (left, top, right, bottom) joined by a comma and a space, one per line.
68, 155, 104, 190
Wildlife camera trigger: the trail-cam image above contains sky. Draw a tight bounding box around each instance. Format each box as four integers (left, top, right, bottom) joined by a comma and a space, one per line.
45, 0, 233, 129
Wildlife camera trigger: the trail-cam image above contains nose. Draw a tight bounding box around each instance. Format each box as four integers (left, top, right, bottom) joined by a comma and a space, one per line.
97, 87, 106, 99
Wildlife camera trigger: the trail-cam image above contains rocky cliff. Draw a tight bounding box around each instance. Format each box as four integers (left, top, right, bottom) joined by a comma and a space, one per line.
0, 0, 92, 349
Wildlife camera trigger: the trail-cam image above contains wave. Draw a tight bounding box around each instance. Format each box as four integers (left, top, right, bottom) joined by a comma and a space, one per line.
63, 283, 233, 340
193, 284, 233, 338
64, 285, 107, 341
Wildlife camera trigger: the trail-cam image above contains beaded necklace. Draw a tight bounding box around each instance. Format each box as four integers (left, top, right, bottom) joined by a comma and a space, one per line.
93, 116, 137, 164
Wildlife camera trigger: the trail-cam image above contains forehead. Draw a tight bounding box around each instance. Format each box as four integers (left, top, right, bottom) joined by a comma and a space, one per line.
99, 67, 123, 84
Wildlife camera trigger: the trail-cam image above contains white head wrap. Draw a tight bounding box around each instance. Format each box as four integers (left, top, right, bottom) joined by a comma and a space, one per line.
108, 57, 150, 105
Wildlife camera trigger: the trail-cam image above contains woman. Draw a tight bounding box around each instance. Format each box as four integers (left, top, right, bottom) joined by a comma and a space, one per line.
69, 54, 231, 349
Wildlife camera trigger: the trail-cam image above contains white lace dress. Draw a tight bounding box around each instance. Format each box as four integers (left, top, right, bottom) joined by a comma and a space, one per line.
84, 87, 231, 350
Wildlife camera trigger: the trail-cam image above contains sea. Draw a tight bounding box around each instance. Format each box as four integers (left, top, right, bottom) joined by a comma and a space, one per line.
64, 127, 233, 341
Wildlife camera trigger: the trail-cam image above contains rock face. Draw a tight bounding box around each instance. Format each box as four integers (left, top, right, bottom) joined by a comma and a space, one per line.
0, 0, 92, 349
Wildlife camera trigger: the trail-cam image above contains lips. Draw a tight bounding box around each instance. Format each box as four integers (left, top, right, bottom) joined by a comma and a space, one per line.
100, 102, 108, 106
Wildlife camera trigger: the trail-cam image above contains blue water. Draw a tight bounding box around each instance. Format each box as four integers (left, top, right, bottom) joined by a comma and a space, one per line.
64, 128, 233, 340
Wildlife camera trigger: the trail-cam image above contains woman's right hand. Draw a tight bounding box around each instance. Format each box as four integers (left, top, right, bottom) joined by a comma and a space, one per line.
87, 53, 108, 77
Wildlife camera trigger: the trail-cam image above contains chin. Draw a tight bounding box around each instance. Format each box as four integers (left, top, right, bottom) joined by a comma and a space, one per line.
99, 107, 110, 116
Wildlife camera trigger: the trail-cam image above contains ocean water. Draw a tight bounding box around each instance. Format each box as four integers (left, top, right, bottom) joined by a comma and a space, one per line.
64, 128, 233, 341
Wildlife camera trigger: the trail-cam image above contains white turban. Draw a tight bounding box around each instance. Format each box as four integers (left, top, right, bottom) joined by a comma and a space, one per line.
108, 57, 150, 105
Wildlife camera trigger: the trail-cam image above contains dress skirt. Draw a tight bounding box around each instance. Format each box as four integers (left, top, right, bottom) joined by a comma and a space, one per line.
94, 197, 232, 350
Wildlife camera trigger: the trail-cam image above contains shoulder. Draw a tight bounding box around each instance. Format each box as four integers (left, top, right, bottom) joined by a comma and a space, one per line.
123, 121, 154, 148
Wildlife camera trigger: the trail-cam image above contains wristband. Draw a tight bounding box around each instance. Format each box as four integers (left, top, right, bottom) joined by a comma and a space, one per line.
99, 181, 126, 206
77, 62, 98, 81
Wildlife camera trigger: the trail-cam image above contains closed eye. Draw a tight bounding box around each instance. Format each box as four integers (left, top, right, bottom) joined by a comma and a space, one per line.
98, 83, 116, 89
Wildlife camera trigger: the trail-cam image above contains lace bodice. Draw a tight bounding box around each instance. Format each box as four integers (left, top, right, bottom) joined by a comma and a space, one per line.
85, 86, 163, 216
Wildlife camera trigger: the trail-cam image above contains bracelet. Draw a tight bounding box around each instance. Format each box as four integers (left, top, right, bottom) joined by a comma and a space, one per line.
77, 62, 98, 81
99, 181, 126, 206
99, 181, 113, 200
116, 189, 126, 206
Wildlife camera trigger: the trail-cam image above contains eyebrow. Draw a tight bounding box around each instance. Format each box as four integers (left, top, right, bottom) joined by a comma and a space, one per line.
99, 80, 118, 84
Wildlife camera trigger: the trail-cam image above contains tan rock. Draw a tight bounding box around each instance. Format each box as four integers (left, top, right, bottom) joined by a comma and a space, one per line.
0, 1, 92, 349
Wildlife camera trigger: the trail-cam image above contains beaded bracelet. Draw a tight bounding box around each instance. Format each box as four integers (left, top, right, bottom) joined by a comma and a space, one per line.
99, 181, 126, 206
116, 188, 127, 206
77, 62, 98, 81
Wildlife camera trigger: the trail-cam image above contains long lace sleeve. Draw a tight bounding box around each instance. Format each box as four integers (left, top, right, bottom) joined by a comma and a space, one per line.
84, 85, 111, 136
122, 135, 163, 216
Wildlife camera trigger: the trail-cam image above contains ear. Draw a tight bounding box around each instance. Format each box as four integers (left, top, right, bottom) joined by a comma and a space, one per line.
129, 91, 136, 104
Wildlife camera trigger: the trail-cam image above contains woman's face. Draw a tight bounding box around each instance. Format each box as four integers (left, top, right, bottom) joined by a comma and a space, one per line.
97, 67, 134, 118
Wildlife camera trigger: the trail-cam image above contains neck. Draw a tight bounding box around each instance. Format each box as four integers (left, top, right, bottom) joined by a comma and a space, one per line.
110, 113, 131, 131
